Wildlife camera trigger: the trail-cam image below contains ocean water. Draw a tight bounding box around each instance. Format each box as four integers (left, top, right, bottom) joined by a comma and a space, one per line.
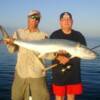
0, 38, 100, 100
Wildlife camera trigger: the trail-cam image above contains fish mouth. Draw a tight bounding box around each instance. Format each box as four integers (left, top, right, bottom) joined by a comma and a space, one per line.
83, 51, 97, 60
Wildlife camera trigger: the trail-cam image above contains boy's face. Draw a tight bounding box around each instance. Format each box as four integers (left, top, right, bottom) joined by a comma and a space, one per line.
60, 14, 73, 30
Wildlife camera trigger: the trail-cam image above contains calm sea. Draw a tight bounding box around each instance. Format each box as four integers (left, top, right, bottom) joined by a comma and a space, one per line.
0, 38, 100, 100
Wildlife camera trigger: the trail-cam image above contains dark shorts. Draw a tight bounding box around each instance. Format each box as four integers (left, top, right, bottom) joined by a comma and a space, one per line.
52, 83, 83, 96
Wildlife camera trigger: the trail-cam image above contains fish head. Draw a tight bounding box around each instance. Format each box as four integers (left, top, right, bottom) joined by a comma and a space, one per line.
76, 44, 97, 60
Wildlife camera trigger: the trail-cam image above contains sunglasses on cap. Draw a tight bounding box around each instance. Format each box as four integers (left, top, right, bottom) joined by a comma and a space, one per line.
29, 15, 40, 21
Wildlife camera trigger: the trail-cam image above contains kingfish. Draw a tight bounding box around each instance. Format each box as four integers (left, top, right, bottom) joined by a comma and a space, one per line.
14, 39, 97, 60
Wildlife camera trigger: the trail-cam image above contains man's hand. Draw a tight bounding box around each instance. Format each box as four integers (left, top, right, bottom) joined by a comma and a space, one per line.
56, 54, 70, 64
4, 38, 14, 45
55, 50, 70, 64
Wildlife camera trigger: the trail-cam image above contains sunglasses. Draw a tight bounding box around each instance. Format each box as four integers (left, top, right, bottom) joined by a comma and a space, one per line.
29, 15, 40, 21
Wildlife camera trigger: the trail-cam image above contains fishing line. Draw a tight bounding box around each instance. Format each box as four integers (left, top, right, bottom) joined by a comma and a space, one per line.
90, 45, 100, 57
91, 45, 100, 50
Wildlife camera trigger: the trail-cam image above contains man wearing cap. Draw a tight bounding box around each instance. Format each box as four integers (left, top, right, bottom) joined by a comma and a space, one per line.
50, 12, 87, 100
6, 10, 50, 100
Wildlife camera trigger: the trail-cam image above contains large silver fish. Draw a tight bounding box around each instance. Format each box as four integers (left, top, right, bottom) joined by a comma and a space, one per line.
14, 39, 97, 60
0, 25, 97, 60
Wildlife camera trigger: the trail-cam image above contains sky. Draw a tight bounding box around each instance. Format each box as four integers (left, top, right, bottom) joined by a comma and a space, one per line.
0, 0, 100, 38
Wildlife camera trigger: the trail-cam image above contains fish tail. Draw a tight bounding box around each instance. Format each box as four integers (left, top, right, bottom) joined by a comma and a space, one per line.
0, 25, 9, 40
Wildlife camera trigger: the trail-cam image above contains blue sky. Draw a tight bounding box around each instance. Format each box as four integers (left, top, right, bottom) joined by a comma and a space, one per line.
0, 0, 100, 38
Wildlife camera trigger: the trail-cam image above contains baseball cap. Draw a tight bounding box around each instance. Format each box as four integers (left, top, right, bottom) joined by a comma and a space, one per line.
60, 12, 72, 19
28, 10, 41, 17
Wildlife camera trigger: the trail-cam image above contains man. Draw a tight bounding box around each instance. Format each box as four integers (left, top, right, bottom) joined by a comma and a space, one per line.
6, 10, 50, 100
50, 12, 86, 100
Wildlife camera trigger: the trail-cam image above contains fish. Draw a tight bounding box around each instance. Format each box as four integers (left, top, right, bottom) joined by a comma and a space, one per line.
0, 25, 97, 60
13, 39, 97, 60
